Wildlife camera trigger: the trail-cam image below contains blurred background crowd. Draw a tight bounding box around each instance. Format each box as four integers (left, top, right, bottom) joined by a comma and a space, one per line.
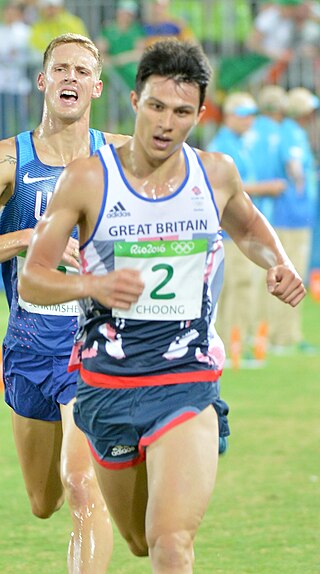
0, 0, 320, 362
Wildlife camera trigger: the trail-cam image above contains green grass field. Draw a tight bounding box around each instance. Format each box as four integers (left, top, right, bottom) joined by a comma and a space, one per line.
0, 291, 319, 574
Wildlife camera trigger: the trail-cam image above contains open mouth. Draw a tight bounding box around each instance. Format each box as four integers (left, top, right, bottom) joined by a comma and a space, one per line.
60, 89, 78, 102
153, 135, 171, 148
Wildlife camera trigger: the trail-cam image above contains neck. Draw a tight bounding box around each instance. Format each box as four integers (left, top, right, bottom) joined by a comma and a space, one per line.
34, 115, 91, 165
119, 139, 186, 200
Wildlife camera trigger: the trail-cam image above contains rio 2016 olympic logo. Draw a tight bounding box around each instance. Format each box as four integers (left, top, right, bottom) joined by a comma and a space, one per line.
171, 241, 195, 255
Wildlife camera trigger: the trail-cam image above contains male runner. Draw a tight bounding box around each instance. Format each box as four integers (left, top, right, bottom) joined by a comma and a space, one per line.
20, 40, 306, 573
0, 33, 129, 573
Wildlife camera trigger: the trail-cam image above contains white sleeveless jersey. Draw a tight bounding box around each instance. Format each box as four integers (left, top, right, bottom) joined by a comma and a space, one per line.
78, 142, 225, 388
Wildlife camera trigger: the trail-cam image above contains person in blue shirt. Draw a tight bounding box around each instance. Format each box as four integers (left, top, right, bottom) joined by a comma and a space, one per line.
267, 86, 319, 352
244, 85, 288, 351
207, 91, 285, 361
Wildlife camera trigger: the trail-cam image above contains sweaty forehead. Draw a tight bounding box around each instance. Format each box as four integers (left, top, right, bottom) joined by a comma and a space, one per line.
142, 75, 200, 105
48, 43, 97, 69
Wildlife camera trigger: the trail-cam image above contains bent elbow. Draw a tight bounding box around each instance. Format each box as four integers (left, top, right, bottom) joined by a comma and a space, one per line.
18, 269, 34, 303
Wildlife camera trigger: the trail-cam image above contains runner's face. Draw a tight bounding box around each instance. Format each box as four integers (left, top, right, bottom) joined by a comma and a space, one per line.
38, 43, 102, 120
131, 75, 205, 160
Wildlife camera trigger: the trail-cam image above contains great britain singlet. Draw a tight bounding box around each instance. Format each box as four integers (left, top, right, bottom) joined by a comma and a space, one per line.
0, 129, 105, 355
78, 142, 225, 388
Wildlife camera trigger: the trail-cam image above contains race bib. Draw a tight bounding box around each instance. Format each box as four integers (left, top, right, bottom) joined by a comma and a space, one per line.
113, 239, 208, 321
17, 254, 80, 317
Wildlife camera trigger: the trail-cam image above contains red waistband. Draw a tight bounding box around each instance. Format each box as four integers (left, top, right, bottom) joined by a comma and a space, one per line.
80, 366, 222, 389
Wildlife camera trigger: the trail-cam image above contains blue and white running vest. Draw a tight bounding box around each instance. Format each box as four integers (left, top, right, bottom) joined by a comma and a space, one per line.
1, 129, 105, 355
78, 142, 226, 388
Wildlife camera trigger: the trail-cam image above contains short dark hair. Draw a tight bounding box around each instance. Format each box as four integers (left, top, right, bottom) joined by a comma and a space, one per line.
135, 39, 212, 110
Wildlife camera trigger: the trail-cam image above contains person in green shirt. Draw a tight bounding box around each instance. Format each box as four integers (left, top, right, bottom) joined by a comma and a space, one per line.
97, 0, 145, 90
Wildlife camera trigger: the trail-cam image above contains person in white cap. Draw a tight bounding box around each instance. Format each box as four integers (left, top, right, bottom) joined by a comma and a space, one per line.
266, 86, 319, 353
207, 91, 286, 363
244, 85, 289, 352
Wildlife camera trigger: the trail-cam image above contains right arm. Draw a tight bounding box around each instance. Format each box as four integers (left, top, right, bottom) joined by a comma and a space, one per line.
0, 138, 34, 262
19, 156, 144, 309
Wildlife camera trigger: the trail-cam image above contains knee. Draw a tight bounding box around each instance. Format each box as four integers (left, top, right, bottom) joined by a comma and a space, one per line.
148, 530, 193, 569
61, 467, 102, 511
30, 492, 64, 519
127, 537, 148, 557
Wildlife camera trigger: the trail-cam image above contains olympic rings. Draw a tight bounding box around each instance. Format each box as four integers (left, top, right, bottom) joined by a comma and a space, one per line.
171, 241, 195, 255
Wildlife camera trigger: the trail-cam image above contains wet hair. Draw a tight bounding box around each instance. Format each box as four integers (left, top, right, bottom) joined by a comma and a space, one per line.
135, 39, 212, 110
43, 33, 103, 77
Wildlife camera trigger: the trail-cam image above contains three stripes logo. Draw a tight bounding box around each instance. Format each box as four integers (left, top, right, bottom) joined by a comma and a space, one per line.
107, 201, 131, 218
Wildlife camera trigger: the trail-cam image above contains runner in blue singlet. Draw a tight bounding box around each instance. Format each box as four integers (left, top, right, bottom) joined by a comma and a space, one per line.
0, 33, 130, 573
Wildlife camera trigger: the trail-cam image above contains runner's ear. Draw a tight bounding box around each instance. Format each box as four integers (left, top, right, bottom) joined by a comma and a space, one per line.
37, 72, 46, 93
92, 80, 103, 100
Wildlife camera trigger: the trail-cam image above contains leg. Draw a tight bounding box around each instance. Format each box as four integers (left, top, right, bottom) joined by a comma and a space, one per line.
11, 411, 64, 518
146, 405, 218, 573
60, 399, 113, 574
92, 459, 149, 557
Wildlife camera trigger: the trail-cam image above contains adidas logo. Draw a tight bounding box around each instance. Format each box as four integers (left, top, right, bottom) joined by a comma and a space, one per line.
111, 445, 136, 457
107, 201, 131, 218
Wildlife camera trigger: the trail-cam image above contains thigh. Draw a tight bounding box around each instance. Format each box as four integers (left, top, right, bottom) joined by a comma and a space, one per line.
145, 405, 218, 542
60, 399, 95, 478
12, 410, 63, 502
92, 459, 148, 549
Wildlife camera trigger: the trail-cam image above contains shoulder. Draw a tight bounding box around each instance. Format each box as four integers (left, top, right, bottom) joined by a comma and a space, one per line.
196, 150, 236, 176
0, 136, 17, 195
0, 136, 17, 158
60, 155, 102, 188
196, 149, 240, 188
104, 132, 131, 148
52, 155, 103, 217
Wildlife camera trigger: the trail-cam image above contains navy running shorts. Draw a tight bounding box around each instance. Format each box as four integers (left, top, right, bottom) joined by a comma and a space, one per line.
3, 346, 77, 421
74, 377, 230, 469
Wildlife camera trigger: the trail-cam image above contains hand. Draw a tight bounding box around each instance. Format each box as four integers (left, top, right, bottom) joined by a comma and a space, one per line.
268, 179, 286, 196
88, 269, 145, 309
266, 264, 306, 307
61, 237, 80, 270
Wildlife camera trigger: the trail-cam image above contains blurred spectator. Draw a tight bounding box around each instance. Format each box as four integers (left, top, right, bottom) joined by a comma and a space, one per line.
244, 85, 288, 349
207, 92, 286, 361
246, 85, 288, 219
29, 0, 88, 56
142, 0, 195, 46
0, 1, 31, 138
247, 0, 312, 64
300, 0, 320, 55
97, 0, 145, 89
267, 86, 319, 353
18, 0, 38, 24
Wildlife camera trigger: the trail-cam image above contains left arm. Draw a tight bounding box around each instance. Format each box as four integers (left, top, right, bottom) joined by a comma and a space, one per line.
201, 150, 306, 307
